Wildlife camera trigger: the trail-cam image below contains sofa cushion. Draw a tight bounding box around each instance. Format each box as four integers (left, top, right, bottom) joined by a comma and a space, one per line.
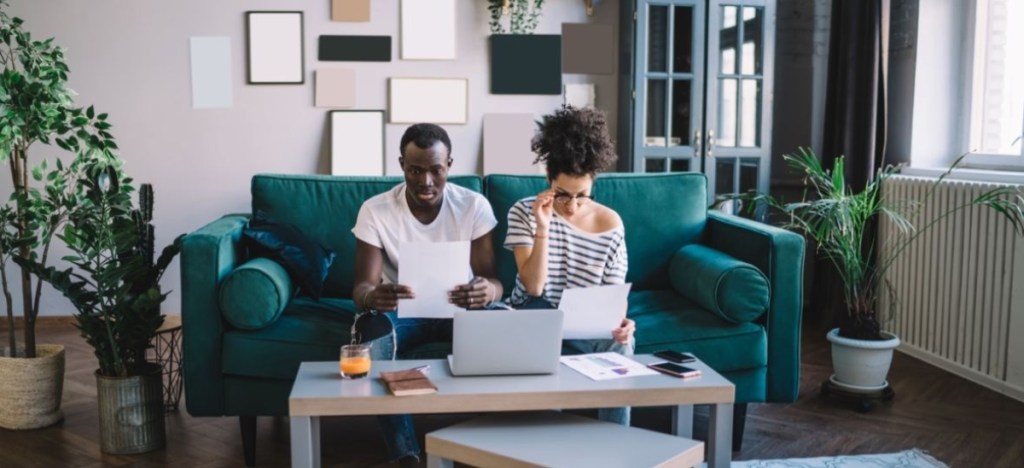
251, 174, 483, 298
628, 290, 767, 372
670, 244, 770, 323
219, 258, 294, 330
222, 297, 358, 380
485, 173, 708, 293
243, 210, 336, 299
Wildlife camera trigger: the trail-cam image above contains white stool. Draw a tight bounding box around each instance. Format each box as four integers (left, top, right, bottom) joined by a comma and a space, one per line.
426, 411, 704, 468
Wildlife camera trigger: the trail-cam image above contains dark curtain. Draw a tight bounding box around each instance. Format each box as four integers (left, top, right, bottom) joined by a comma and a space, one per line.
811, 0, 889, 328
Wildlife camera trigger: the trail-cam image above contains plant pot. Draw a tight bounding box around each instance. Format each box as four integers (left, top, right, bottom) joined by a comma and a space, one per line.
96, 362, 165, 454
827, 328, 900, 391
0, 344, 65, 429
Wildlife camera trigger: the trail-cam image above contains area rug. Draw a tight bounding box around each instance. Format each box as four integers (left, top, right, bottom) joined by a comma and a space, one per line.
704, 449, 948, 467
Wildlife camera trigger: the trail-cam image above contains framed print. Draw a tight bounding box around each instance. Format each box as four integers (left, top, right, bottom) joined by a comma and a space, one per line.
400, 0, 456, 60
331, 110, 385, 176
388, 78, 468, 124
246, 11, 304, 84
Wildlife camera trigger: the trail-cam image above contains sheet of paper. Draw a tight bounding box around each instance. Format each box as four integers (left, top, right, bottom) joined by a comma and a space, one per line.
560, 352, 658, 381
557, 283, 632, 340
189, 37, 232, 109
397, 241, 470, 319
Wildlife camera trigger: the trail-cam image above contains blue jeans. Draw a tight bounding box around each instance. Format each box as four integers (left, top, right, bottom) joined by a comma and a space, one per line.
518, 296, 634, 426
353, 310, 454, 462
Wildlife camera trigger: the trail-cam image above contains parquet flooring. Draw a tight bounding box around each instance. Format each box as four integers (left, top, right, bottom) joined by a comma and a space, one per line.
1, 323, 1022, 467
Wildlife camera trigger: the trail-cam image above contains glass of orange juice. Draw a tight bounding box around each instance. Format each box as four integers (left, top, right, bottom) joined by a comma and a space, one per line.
340, 344, 371, 379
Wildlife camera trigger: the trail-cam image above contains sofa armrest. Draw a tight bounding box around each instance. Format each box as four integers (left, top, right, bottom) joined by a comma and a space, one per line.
181, 214, 249, 416
704, 211, 805, 402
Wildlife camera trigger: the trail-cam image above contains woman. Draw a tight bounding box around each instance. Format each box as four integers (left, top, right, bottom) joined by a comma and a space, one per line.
504, 105, 636, 425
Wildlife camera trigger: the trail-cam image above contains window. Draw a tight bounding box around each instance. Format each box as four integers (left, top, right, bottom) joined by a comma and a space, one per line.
965, 0, 1024, 167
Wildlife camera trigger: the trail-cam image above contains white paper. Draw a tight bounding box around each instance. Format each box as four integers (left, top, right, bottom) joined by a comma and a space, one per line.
388, 78, 468, 124
397, 241, 471, 318
189, 37, 232, 109
557, 283, 632, 339
401, 0, 456, 60
560, 352, 658, 381
564, 83, 596, 108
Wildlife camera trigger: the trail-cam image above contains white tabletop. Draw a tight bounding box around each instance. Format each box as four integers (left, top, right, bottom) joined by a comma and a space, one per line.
289, 354, 735, 417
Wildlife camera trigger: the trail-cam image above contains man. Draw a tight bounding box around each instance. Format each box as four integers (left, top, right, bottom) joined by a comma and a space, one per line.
350, 123, 503, 464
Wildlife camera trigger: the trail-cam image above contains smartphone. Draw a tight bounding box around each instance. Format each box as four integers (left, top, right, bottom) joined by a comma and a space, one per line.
653, 350, 696, 363
648, 362, 702, 378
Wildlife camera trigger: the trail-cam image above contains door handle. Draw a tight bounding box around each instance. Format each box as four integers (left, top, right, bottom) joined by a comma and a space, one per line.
693, 130, 702, 157
706, 129, 715, 157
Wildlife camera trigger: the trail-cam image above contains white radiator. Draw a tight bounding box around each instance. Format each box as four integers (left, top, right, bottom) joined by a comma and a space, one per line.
879, 175, 1024, 403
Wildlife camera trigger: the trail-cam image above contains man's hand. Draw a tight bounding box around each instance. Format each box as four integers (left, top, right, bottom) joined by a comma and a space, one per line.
611, 318, 636, 344
365, 284, 415, 311
533, 189, 555, 233
449, 276, 493, 310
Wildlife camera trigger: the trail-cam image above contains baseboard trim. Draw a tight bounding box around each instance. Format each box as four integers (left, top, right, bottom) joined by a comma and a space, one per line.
0, 315, 77, 331
897, 345, 1024, 404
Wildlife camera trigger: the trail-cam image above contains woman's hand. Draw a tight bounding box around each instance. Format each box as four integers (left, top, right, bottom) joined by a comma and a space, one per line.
449, 276, 494, 309
611, 318, 636, 344
364, 284, 414, 311
533, 189, 555, 234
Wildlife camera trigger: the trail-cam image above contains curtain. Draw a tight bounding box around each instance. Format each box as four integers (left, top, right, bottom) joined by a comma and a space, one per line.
811, 0, 889, 328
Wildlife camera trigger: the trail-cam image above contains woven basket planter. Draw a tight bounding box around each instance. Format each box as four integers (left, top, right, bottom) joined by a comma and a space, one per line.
0, 344, 66, 430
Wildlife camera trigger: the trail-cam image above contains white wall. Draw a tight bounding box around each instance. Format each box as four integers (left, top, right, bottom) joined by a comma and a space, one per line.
3, 0, 619, 316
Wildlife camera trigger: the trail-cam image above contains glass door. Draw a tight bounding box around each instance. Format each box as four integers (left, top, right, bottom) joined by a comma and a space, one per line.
633, 0, 706, 174
630, 0, 775, 207
704, 1, 774, 206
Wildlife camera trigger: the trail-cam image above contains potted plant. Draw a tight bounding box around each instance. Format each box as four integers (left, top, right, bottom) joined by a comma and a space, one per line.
0, 0, 114, 429
19, 153, 183, 454
485, 0, 561, 95
744, 148, 1024, 392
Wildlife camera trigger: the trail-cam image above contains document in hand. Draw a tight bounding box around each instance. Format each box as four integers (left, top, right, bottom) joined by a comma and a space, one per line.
558, 283, 633, 339
398, 240, 471, 319
379, 369, 437, 396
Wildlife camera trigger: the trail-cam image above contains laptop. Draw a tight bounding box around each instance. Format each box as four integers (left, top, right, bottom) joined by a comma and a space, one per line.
448, 309, 564, 376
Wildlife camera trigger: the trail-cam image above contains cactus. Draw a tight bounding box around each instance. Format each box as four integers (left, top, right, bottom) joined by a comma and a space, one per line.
133, 184, 155, 269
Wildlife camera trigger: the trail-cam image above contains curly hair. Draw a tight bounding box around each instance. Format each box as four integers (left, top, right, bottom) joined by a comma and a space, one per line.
532, 105, 617, 180
400, 123, 452, 157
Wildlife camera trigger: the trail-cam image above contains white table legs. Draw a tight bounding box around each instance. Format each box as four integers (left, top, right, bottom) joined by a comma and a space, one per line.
290, 415, 321, 468
672, 404, 694, 438
427, 454, 454, 468
673, 403, 732, 468
708, 403, 733, 468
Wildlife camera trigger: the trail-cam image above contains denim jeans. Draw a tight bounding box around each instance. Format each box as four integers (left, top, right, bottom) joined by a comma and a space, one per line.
352, 310, 454, 462
518, 295, 635, 426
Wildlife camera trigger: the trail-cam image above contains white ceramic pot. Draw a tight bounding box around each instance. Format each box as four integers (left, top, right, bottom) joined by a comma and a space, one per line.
827, 328, 900, 391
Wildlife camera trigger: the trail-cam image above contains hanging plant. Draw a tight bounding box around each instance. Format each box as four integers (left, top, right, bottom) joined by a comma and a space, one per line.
487, 0, 546, 35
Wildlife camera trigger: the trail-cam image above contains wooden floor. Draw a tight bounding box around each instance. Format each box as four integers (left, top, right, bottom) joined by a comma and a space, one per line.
2, 323, 1023, 467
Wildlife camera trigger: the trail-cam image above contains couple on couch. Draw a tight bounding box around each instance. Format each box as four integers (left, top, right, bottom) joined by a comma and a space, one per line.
351, 106, 635, 464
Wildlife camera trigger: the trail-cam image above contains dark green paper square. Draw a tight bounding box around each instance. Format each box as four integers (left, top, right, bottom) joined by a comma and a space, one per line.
490, 35, 562, 95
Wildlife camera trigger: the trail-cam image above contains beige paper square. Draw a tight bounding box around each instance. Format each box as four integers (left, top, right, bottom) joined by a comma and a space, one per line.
483, 113, 543, 175
315, 69, 356, 108
562, 23, 615, 74
332, 0, 371, 22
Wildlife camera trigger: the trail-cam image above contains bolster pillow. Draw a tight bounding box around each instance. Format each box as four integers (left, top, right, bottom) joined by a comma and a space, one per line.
670, 244, 770, 324
219, 257, 294, 330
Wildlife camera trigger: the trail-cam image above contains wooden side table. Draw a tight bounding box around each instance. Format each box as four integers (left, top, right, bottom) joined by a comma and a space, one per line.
150, 314, 184, 412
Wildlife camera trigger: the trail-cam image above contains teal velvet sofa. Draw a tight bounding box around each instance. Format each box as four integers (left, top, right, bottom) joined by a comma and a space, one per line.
181, 172, 804, 465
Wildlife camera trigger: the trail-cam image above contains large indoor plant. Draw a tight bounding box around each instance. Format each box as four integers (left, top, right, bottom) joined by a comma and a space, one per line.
749, 148, 1024, 389
20, 153, 183, 453
0, 0, 115, 429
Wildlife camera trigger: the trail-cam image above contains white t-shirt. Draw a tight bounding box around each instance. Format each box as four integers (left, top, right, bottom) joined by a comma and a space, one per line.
351, 183, 498, 285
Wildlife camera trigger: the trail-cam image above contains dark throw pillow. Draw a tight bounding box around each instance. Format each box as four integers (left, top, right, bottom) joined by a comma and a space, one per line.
242, 210, 336, 300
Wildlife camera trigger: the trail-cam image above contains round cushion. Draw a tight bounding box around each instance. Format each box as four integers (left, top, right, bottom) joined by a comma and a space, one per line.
669, 244, 770, 324
219, 257, 293, 330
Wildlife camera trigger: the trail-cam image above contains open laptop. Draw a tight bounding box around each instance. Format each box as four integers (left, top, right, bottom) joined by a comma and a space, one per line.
448, 309, 564, 376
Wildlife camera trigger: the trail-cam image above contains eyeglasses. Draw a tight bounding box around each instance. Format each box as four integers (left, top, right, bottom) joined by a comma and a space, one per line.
553, 192, 594, 206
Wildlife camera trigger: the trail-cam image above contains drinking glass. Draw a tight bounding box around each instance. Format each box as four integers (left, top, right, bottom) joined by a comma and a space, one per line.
339, 344, 371, 379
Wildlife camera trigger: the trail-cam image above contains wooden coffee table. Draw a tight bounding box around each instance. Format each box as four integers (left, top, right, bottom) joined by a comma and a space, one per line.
288, 355, 735, 468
